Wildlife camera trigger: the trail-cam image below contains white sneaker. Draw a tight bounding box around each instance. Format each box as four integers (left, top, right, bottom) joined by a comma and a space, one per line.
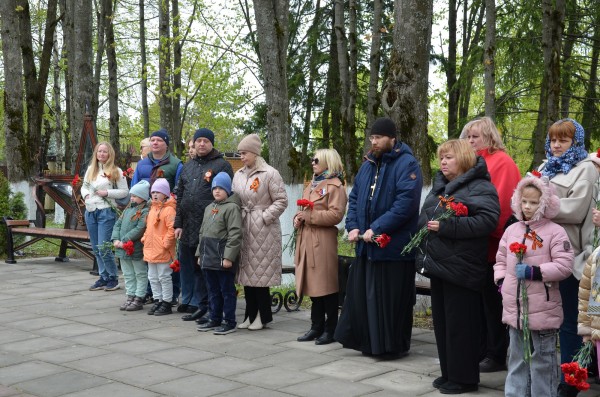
248, 317, 263, 330
237, 317, 251, 329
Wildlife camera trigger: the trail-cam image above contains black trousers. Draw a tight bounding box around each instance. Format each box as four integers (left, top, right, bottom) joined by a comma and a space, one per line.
431, 275, 481, 385
243, 286, 273, 324
310, 293, 339, 333
480, 262, 508, 363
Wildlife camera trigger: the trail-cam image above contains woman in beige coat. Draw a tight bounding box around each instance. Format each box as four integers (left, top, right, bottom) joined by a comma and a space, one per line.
233, 134, 288, 330
294, 149, 348, 345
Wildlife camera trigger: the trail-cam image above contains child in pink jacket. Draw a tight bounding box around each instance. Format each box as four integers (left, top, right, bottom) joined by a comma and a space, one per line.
495, 175, 574, 397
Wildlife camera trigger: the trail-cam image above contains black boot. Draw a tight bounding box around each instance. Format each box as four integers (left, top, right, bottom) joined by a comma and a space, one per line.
154, 301, 173, 316
147, 299, 161, 315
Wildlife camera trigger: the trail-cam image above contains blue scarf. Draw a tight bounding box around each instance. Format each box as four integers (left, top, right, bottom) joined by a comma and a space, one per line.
542, 118, 588, 179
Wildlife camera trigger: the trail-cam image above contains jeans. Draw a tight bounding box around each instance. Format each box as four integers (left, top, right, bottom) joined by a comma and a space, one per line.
120, 258, 148, 298
559, 275, 582, 382
85, 208, 118, 280
505, 327, 559, 397
205, 270, 237, 326
148, 262, 173, 302
179, 242, 208, 309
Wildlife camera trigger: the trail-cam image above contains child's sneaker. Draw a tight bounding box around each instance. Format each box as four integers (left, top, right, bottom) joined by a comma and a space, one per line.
213, 323, 236, 335
197, 319, 221, 332
125, 297, 144, 311
89, 278, 107, 291
147, 300, 161, 315
120, 295, 134, 310
105, 279, 120, 291
154, 301, 173, 316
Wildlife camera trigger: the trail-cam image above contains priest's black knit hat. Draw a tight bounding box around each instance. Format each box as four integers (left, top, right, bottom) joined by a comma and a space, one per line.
370, 117, 397, 138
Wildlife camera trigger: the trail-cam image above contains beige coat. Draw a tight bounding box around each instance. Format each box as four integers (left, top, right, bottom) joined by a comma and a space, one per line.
578, 246, 600, 339
233, 160, 288, 287
541, 158, 598, 279
294, 177, 347, 297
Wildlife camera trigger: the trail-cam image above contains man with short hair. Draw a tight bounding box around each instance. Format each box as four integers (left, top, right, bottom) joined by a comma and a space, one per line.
335, 117, 423, 358
174, 128, 234, 322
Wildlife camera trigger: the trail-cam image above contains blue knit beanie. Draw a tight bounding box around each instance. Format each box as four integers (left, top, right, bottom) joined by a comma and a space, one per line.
151, 128, 170, 147
211, 172, 232, 196
193, 128, 215, 146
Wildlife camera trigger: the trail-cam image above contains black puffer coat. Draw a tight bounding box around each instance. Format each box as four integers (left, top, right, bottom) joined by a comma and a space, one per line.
173, 149, 233, 246
416, 157, 500, 291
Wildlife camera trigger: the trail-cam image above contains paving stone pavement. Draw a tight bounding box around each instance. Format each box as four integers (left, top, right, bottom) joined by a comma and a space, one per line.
1, 257, 600, 396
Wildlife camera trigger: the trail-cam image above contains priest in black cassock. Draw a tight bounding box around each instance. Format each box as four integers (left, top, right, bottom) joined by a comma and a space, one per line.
334, 117, 423, 357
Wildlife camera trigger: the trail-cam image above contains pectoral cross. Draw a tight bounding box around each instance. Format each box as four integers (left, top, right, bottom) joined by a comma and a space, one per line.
369, 167, 380, 200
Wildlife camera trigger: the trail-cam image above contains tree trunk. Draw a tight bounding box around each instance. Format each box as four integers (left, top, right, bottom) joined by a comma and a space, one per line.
322, 5, 341, 150
582, 4, 600, 148
560, 0, 577, 118
158, 0, 173, 132
139, 0, 149, 137
52, 30, 64, 166
252, 0, 293, 182
531, 0, 565, 168
172, 0, 183, 157
92, 0, 104, 121
0, 0, 26, 182
103, 0, 120, 157
484, 0, 496, 118
301, 0, 321, 157
446, 0, 459, 137
382, 0, 433, 184
365, 0, 383, 152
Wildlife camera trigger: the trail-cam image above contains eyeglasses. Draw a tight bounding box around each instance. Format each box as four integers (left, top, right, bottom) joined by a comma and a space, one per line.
368, 135, 384, 142
311, 158, 319, 164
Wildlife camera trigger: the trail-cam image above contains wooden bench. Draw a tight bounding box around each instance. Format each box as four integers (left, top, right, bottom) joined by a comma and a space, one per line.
270, 256, 431, 314
3, 217, 94, 264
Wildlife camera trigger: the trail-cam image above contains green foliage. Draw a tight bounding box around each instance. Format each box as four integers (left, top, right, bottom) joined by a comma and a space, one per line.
0, 173, 27, 257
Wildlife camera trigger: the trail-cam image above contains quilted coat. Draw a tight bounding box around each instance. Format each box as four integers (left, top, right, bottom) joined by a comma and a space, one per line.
494, 176, 574, 330
294, 177, 348, 297
416, 157, 500, 291
142, 197, 177, 263
578, 246, 600, 339
233, 159, 288, 287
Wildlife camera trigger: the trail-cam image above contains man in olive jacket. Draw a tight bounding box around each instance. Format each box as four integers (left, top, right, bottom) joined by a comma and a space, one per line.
174, 128, 234, 321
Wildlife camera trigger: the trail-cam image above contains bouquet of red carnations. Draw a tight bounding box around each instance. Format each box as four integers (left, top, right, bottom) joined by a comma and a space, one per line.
561, 341, 593, 391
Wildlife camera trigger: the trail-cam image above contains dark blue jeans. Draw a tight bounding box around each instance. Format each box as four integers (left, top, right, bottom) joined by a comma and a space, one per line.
205, 270, 236, 326
559, 274, 582, 383
179, 242, 208, 310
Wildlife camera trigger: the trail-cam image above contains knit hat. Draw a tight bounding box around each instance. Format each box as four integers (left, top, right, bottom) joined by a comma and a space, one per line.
151, 128, 170, 147
151, 178, 170, 197
193, 128, 215, 146
370, 117, 397, 138
129, 180, 150, 201
211, 172, 232, 196
237, 134, 262, 155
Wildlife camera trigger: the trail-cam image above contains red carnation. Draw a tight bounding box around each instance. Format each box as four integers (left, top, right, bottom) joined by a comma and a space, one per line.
170, 260, 180, 272
373, 233, 391, 248
122, 241, 135, 256
71, 174, 81, 187
297, 199, 314, 210
449, 202, 468, 217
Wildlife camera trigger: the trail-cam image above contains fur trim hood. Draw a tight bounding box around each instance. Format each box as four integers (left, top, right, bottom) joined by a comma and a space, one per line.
511, 175, 560, 222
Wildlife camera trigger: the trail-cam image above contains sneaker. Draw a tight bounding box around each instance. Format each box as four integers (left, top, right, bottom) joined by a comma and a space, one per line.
213, 323, 237, 335
89, 278, 107, 291
197, 319, 221, 332
154, 301, 173, 316
478, 357, 506, 373
147, 300, 161, 315
120, 295, 134, 310
125, 297, 144, 311
105, 279, 120, 291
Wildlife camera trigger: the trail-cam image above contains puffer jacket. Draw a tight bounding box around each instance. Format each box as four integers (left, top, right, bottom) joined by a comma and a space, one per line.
416, 156, 499, 291
110, 201, 149, 260
173, 149, 234, 246
578, 247, 600, 339
233, 159, 288, 287
196, 194, 243, 274
142, 197, 177, 263
495, 176, 574, 330
346, 141, 423, 261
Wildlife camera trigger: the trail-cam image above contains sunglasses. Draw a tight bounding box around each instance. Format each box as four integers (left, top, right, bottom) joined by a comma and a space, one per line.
311, 158, 319, 164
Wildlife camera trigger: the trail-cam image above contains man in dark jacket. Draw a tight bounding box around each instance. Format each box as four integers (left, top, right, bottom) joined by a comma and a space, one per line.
335, 117, 423, 357
174, 128, 234, 322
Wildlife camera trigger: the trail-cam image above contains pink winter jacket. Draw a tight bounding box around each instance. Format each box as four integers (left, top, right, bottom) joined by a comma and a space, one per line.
494, 176, 574, 330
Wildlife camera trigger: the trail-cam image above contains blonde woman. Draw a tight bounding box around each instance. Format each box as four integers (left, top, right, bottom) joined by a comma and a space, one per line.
294, 149, 347, 345
82, 141, 128, 291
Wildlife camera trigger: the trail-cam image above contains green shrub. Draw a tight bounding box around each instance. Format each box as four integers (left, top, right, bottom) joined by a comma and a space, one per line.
0, 173, 27, 257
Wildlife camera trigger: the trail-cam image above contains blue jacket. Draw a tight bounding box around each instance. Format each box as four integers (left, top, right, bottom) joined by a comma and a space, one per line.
131, 152, 182, 191
346, 142, 423, 261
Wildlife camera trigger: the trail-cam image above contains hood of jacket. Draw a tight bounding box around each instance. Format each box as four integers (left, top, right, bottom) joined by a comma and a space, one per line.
150, 196, 177, 211
510, 176, 560, 222
364, 140, 414, 164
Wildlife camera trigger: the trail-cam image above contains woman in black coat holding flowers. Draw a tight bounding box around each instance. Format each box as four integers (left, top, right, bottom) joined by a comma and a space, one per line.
415, 139, 500, 394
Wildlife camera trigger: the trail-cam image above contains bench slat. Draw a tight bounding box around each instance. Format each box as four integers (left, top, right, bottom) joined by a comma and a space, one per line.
11, 227, 89, 240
